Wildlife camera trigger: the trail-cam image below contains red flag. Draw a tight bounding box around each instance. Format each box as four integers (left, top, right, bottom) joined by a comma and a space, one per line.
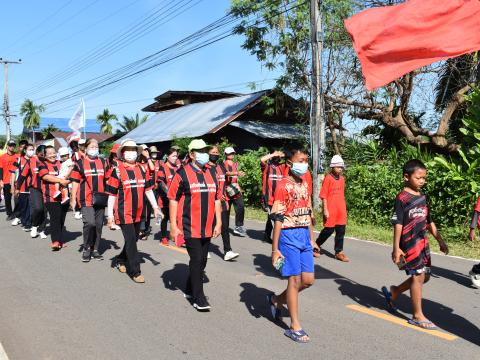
344, 0, 480, 90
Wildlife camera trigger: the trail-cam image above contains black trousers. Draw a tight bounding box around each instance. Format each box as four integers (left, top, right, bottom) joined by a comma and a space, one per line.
264, 206, 273, 241
3, 184, 13, 216
17, 193, 31, 227
160, 205, 169, 239
118, 223, 141, 277
81, 206, 104, 251
227, 195, 244, 227
220, 208, 232, 252
45, 202, 68, 244
316, 225, 346, 254
185, 237, 210, 301
29, 188, 47, 232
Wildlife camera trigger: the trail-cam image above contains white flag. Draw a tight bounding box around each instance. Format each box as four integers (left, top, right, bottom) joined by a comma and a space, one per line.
68, 99, 85, 133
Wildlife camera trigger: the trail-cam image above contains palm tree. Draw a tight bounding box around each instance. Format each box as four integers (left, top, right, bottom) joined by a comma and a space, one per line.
116, 113, 149, 134
40, 124, 60, 139
20, 99, 45, 144
96, 108, 117, 134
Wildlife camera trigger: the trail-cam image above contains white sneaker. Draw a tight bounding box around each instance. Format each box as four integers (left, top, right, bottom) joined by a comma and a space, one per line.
11, 218, 21, 226
30, 227, 38, 238
74, 212, 82, 220
233, 226, 246, 237
224, 251, 239, 261
40, 231, 47, 239
207, 252, 211, 259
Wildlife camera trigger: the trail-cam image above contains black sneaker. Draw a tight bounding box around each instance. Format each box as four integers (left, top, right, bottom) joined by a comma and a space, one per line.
193, 297, 211, 311
91, 251, 104, 261
82, 249, 91, 263
6, 215, 14, 221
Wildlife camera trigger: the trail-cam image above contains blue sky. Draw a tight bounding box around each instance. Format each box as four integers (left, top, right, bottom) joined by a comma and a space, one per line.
0, 0, 279, 135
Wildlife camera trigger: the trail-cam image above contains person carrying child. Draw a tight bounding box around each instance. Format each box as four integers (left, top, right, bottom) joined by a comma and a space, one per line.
316, 155, 349, 262
268, 146, 319, 343
55, 147, 74, 204
382, 159, 449, 330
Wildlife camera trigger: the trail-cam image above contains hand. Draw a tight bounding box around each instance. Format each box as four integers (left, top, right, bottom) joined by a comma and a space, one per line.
391, 247, 405, 265
14, 189, 20, 197
238, 171, 245, 177
153, 207, 162, 220
0, 180, 3, 188
271, 249, 284, 267
10, 187, 14, 195
170, 226, 182, 242
438, 240, 449, 255
323, 209, 330, 221
107, 217, 114, 228
469, 229, 476, 242
213, 224, 222, 238
274, 151, 285, 158
70, 199, 76, 211
311, 242, 320, 253
60, 179, 70, 186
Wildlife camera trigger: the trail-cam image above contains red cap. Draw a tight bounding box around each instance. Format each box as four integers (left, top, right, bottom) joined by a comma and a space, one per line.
111, 143, 120, 154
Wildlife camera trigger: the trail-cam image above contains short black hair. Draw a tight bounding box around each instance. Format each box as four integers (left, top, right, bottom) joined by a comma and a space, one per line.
284, 146, 307, 161
36, 145, 46, 155
19, 139, 29, 147
403, 159, 426, 176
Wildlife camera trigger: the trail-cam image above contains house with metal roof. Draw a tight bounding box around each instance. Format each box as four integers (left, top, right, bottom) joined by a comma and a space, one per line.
119, 89, 308, 152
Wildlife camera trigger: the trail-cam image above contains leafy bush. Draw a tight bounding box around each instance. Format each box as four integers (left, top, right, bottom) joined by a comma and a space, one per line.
237, 147, 269, 206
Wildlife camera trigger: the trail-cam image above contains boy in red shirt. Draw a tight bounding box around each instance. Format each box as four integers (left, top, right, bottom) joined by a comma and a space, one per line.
269, 146, 319, 343
316, 155, 349, 262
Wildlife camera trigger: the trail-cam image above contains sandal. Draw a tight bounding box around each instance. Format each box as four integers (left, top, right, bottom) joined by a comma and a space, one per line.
381, 286, 397, 313
266, 294, 282, 321
408, 318, 438, 330
284, 328, 310, 343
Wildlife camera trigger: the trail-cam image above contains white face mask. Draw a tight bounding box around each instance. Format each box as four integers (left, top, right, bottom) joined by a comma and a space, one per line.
124, 151, 138, 163
291, 162, 309, 176
87, 148, 99, 158
195, 152, 209, 166
26, 150, 35, 158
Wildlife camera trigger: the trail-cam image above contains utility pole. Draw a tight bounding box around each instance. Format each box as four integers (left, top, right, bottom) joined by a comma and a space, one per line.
0, 58, 22, 143
310, 0, 325, 209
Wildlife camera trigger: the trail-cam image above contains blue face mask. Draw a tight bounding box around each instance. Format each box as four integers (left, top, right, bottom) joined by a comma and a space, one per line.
195, 152, 209, 167
291, 162, 309, 176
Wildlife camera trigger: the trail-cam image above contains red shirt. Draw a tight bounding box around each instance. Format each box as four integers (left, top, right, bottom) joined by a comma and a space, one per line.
271, 177, 312, 229
15, 157, 32, 193
319, 173, 347, 227
0, 152, 19, 184
168, 163, 220, 239
281, 165, 312, 196
261, 162, 286, 207
38, 160, 62, 203
106, 161, 153, 224
70, 157, 107, 207
157, 161, 180, 208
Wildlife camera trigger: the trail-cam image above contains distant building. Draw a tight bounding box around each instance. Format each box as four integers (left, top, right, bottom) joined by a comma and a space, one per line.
121, 89, 308, 152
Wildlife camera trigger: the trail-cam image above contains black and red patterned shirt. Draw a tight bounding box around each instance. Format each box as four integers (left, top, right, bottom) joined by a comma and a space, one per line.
38, 160, 62, 203
15, 157, 32, 193
167, 163, 220, 239
70, 157, 107, 207
106, 161, 154, 224
392, 191, 432, 270
261, 162, 286, 207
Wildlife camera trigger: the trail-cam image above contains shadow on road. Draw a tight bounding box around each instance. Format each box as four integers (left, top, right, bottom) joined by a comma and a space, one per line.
61, 230, 82, 244
139, 252, 161, 266
334, 278, 480, 347
253, 253, 282, 279
431, 265, 475, 289
246, 228, 266, 242
239, 282, 289, 330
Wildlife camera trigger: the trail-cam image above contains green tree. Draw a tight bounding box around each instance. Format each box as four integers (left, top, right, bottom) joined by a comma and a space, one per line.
40, 124, 60, 139
19, 99, 45, 144
116, 113, 148, 134
96, 108, 117, 134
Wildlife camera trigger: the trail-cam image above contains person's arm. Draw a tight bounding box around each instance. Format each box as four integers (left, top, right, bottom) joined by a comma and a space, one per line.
427, 222, 449, 254
42, 174, 70, 186
213, 199, 222, 237
167, 172, 183, 240
145, 189, 162, 219
260, 153, 276, 166
271, 220, 283, 265
319, 175, 330, 219
106, 195, 116, 227
470, 210, 479, 241
169, 200, 181, 240
392, 224, 405, 264
70, 182, 79, 209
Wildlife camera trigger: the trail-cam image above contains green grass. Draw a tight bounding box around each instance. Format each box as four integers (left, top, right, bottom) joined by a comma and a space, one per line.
242, 207, 480, 260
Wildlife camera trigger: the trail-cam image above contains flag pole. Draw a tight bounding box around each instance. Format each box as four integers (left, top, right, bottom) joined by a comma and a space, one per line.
82, 98, 86, 140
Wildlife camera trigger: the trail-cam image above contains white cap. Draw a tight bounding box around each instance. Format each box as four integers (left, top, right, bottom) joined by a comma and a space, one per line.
78, 139, 86, 145
224, 146, 236, 155
58, 147, 69, 156
140, 144, 148, 150
330, 155, 345, 168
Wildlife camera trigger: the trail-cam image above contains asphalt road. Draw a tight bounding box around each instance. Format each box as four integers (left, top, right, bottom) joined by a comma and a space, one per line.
0, 207, 478, 360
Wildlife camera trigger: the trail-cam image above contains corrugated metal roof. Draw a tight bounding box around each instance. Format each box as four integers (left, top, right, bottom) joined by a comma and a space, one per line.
229, 120, 306, 139
118, 91, 267, 144
33, 117, 101, 133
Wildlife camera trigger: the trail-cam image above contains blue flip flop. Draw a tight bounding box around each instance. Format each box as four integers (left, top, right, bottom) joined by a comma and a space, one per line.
408, 319, 438, 330
266, 294, 282, 320
284, 328, 310, 343
381, 286, 397, 313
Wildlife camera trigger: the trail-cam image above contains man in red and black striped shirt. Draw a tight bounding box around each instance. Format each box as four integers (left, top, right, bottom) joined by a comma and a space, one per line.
168, 139, 221, 311
70, 138, 108, 262
260, 150, 287, 243
12, 144, 35, 230
106, 139, 161, 283
38, 146, 70, 251
223, 147, 246, 237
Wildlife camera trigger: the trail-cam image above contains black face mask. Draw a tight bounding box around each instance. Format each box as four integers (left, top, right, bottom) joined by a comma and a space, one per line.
209, 154, 220, 163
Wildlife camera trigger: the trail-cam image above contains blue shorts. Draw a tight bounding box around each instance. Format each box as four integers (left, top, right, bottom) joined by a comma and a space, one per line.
278, 227, 314, 277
